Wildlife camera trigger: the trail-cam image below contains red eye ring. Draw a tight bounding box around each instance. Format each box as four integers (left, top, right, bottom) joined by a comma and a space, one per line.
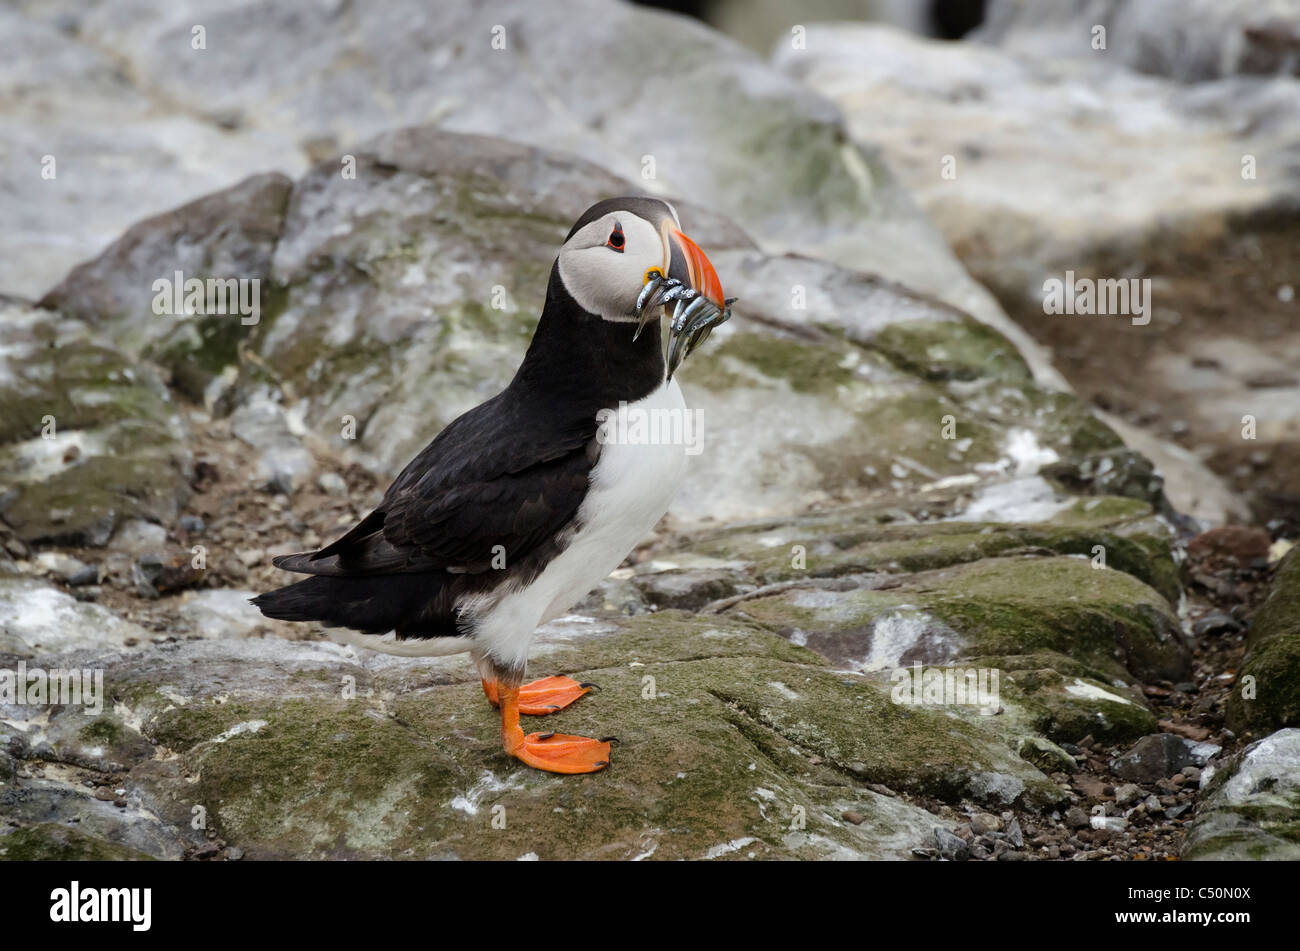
606, 221, 625, 252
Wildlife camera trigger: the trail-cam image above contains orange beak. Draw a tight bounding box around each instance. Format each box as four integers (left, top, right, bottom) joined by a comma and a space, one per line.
662, 225, 726, 310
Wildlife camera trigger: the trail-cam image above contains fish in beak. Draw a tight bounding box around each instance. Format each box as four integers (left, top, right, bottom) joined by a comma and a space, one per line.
635, 225, 735, 379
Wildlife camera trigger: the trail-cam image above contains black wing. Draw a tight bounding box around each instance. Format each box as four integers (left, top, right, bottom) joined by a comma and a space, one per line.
274, 392, 599, 577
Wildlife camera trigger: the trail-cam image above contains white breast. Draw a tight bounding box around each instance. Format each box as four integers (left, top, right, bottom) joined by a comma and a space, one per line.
472, 378, 690, 670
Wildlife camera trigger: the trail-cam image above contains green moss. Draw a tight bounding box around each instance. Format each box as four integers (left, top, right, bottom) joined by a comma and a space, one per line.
0, 824, 155, 861
870, 318, 1033, 385
686, 500, 1178, 602
732, 556, 1187, 685
1228, 550, 1300, 732
701, 331, 858, 394
78, 718, 125, 746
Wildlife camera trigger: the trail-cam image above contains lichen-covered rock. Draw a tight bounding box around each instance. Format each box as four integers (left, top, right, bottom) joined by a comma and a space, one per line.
0, 303, 192, 546
1182, 728, 1300, 861
726, 556, 1188, 685
683, 492, 1179, 602
34, 126, 1116, 526
4, 613, 1066, 860
1227, 549, 1300, 734
772, 19, 1300, 526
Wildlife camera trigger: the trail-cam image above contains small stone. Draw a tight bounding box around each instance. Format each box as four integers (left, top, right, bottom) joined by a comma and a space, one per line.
180, 515, 206, 534
1064, 807, 1090, 829
237, 548, 265, 568
225, 846, 245, 861
1143, 795, 1163, 814
1110, 734, 1196, 782
969, 812, 1002, 835
1182, 766, 1201, 783
841, 810, 864, 825
933, 827, 970, 861
1004, 817, 1024, 848
68, 564, 100, 586
93, 787, 116, 801
317, 472, 348, 496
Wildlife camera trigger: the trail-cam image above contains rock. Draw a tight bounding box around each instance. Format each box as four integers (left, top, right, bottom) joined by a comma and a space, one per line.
7, 616, 970, 859
631, 567, 740, 611
979, 0, 1300, 82
0, 576, 150, 653
176, 589, 273, 640
33, 552, 90, 584
1183, 728, 1300, 860
0, 825, 158, 862
62, 125, 1118, 525
1228, 549, 1300, 732
1193, 612, 1243, 637
1114, 783, 1144, 807
933, 827, 970, 861
1188, 526, 1272, 572
316, 472, 347, 497
1110, 734, 1197, 783
969, 813, 1002, 835
6, 0, 1055, 391
112, 520, 169, 555
1064, 807, 1090, 829
229, 392, 314, 496
1004, 817, 1024, 848
773, 19, 1300, 526
729, 555, 1187, 685
0, 305, 192, 547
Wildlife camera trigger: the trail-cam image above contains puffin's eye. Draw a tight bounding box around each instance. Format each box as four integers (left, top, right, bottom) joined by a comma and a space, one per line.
606, 222, 625, 252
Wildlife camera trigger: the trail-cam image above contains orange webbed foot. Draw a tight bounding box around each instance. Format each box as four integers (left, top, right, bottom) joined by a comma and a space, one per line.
496, 682, 613, 774
513, 731, 613, 774
482, 675, 594, 715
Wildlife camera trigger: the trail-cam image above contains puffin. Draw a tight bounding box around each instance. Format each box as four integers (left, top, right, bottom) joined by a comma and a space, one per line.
253, 197, 732, 774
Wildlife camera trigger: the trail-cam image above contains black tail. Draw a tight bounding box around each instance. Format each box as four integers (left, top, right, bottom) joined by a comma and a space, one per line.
251, 572, 455, 636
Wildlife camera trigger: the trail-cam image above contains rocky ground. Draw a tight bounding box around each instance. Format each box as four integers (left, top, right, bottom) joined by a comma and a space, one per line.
2, 0, 1299, 861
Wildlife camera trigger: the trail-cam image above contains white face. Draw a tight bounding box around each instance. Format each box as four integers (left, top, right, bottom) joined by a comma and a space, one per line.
557, 210, 675, 322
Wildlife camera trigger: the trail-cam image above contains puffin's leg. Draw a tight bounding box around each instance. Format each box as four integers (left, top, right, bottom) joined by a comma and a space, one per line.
481, 675, 593, 715
498, 684, 612, 774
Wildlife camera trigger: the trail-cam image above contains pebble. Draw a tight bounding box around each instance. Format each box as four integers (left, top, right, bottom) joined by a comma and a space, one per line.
841, 810, 864, 825
69, 564, 100, 586
969, 812, 1002, 835
1004, 817, 1024, 848
1114, 783, 1144, 806
318, 472, 348, 496
237, 548, 265, 568
933, 827, 970, 861
1064, 807, 1090, 829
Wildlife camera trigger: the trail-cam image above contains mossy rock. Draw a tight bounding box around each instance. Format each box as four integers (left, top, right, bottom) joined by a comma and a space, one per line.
0, 824, 156, 861
729, 555, 1188, 685
1227, 550, 1300, 734
686, 497, 1178, 602
121, 621, 1061, 859
1182, 729, 1300, 861
0, 308, 191, 546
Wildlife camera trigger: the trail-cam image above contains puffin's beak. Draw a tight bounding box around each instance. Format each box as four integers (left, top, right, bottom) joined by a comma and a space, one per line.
663, 227, 725, 312
635, 226, 734, 378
